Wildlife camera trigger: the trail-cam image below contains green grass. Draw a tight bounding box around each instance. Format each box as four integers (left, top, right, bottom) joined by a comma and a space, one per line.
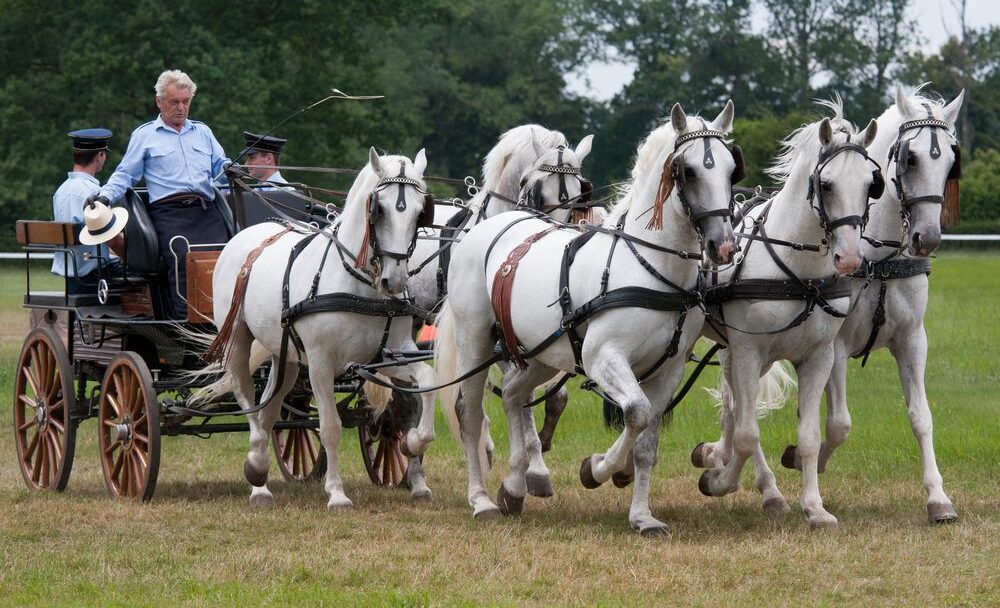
0, 254, 998, 607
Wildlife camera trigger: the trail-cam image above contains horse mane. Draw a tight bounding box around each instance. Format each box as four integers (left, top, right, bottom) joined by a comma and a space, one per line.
605, 117, 682, 227
765, 95, 857, 184
475, 124, 568, 203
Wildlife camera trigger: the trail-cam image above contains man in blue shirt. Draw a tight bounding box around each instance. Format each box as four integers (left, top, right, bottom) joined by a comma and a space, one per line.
52, 128, 123, 294
89, 69, 233, 318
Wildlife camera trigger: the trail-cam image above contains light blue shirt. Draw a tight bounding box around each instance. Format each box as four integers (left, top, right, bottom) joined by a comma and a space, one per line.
51, 172, 111, 277
99, 115, 230, 204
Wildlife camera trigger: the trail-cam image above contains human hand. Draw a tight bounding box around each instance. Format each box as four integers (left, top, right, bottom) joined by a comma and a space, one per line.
85, 193, 111, 208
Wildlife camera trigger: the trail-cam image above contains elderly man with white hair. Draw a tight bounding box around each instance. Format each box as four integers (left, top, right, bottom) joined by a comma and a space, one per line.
89, 69, 232, 318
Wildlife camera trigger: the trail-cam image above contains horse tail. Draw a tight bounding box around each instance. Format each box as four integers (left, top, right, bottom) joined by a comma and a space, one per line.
755, 361, 796, 417
185, 339, 271, 408
434, 299, 463, 444
362, 377, 392, 417
705, 359, 796, 418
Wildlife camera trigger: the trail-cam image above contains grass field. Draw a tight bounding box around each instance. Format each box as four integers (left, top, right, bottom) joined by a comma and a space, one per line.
0, 254, 997, 607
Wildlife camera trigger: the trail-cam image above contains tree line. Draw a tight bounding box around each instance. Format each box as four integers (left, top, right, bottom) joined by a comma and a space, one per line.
1, 0, 996, 245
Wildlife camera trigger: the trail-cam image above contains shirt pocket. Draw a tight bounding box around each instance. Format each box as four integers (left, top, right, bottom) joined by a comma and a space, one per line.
147, 145, 177, 177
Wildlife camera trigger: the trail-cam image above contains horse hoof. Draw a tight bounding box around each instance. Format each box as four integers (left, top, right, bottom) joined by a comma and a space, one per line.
698, 470, 715, 497
808, 513, 839, 530
763, 497, 791, 516
410, 488, 433, 503
248, 491, 274, 508
612, 471, 633, 488
243, 460, 268, 487
690, 442, 708, 468
637, 522, 671, 537
927, 502, 958, 524
780, 445, 800, 471
496, 484, 525, 516
327, 498, 354, 511
526, 473, 554, 498
579, 456, 602, 489
473, 507, 502, 521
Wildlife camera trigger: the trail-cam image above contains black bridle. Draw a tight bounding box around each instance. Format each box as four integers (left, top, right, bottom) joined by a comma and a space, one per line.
362, 161, 435, 265
878, 106, 961, 243
805, 141, 885, 238
518, 146, 594, 213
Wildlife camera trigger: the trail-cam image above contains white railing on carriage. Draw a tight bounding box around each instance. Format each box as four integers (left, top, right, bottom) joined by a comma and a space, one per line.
2, 233, 1000, 261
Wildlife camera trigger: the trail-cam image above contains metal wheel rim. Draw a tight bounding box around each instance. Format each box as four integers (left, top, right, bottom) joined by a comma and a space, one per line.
98, 352, 160, 501
359, 414, 408, 487
13, 327, 76, 491
272, 405, 326, 482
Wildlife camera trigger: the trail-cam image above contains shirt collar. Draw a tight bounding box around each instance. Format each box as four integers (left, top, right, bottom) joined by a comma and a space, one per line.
154, 114, 194, 134
67, 171, 99, 185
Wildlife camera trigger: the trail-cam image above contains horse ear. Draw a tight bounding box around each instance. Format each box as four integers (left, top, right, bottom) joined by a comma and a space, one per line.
941, 89, 965, 126
575, 134, 594, 163
713, 99, 735, 134
413, 148, 428, 175
368, 147, 384, 179
818, 118, 834, 147
671, 103, 688, 134
895, 84, 918, 118
861, 118, 878, 148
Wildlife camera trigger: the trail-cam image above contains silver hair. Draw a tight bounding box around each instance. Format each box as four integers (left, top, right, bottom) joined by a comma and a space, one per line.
154, 70, 197, 98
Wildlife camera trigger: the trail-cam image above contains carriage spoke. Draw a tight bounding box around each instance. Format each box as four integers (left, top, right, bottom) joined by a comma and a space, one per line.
112, 371, 125, 408
129, 454, 144, 496
30, 433, 44, 482
111, 449, 126, 481
280, 431, 294, 462
18, 418, 37, 433
18, 393, 37, 409
104, 440, 121, 456
23, 364, 41, 398
48, 428, 63, 463
305, 431, 319, 466
24, 429, 41, 462
107, 392, 124, 419
40, 436, 51, 487
119, 455, 130, 496
48, 414, 65, 435
134, 446, 149, 470
132, 431, 149, 446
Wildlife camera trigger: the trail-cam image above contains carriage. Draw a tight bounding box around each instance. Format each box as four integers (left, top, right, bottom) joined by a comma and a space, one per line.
12, 180, 422, 501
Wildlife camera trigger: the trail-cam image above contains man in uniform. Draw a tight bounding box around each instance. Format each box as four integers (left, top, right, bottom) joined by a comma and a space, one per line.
88, 69, 232, 318
242, 132, 288, 184
52, 128, 123, 294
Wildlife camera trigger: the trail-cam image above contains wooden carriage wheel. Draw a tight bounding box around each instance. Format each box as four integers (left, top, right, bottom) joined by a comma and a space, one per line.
272, 405, 327, 482
359, 411, 409, 487
13, 326, 77, 491
98, 352, 160, 501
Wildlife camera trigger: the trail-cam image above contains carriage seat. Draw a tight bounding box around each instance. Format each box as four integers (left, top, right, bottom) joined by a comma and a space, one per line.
121, 187, 235, 274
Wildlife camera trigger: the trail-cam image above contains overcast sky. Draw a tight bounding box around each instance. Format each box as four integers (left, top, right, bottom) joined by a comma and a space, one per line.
567, 0, 999, 100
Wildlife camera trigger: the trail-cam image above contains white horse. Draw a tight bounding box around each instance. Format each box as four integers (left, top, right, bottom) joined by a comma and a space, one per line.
206, 148, 438, 509
436, 101, 739, 534
710, 86, 964, 524
689, 100, 881, 528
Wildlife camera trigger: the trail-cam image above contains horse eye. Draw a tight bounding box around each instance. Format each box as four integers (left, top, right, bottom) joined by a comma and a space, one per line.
820, 181, 832, 192
907, 156, 916, 167
683, 167, 696, 178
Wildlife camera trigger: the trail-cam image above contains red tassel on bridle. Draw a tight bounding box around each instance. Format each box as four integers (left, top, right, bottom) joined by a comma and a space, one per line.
646, 152, 676, 231
355, 194, 372, 269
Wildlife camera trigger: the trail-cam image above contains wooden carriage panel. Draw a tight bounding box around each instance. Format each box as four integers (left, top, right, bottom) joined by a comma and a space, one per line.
16, 221, 76, 245
186, 250, 220, 322
121, 284, 155, 317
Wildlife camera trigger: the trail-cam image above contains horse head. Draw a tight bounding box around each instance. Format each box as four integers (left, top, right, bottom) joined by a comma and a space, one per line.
516, 134, 595, 223
663, 101, 738, 264
889, 85, 965, 256
361, 147, 434, 295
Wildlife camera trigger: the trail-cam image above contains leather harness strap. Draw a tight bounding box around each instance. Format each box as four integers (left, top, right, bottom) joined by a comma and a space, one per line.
203, 226, 295, 363
849, 257, 931, 365
491, 225, 560, 368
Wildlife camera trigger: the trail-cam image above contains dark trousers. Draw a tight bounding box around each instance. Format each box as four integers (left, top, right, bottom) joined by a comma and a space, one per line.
148, 198, 230, 319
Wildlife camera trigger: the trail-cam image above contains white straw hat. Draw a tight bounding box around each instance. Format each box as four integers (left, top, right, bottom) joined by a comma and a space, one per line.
79, 200, 129, 245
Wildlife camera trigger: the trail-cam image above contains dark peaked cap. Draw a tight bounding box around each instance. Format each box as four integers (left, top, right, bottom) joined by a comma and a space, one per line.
243, 131, 286, 154
69, 128, 112, 151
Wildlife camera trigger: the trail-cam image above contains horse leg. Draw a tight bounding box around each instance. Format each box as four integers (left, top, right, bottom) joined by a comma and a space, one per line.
793, 351, 839, 528
890, 327, 957, 523
522, 405, 553, 498
698, 346, 761, 497
580, 352, 651, 487
537, 385, 569, 453
691, 349, 733, 469
628, 361, 687, 536
244, 355, 297, 507
497, 364, 558, 514
309, 361, 352, 510
376, 359, 437, 502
